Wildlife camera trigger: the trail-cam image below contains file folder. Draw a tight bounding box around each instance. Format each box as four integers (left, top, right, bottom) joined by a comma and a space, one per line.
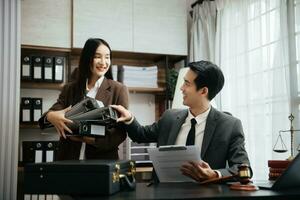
148, 145, 201, 182
32, 56, 43, 81
46, 148, 54, 162
20, 97, 32, 123
77, 120, 105, 136
22, 141, 35, 163
39, 97, 117, 138
54, 57, 64, 82
22, 141, 59, 163
45, 141, 58, 162
43, 56, 53, 82
65, 97, 100, 118
22, 141, 43, 163
32, 98, 43, 122
21, 55, 32, 80
35, 143, 43, 163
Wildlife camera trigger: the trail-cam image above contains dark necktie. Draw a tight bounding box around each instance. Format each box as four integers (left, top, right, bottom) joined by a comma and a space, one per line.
186, 118, 197, 146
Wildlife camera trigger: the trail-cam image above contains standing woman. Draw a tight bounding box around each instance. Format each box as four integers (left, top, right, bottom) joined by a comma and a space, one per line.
39, 38, 129, 160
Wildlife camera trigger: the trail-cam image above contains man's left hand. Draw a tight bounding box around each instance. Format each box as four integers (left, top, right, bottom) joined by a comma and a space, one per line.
180, 161, 218, 182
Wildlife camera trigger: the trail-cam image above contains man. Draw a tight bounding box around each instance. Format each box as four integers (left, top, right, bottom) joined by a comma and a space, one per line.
112, 60, 249, 182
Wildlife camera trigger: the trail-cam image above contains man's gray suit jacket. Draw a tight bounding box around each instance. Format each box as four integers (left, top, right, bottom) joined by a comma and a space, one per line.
126, 107, 250, 177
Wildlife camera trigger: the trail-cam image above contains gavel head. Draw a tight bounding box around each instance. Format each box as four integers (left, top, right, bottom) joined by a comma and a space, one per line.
237, 164, 253, 184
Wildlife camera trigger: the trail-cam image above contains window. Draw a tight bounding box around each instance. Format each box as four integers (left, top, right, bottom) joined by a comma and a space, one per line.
218, 0, 292, 179
293, 0, 300, 153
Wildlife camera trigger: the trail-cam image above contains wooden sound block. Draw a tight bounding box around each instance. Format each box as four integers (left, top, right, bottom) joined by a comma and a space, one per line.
229, 182, 259, 191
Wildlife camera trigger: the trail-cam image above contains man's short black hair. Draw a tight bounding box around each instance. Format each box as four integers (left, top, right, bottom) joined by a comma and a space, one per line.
188, 60, 224, 100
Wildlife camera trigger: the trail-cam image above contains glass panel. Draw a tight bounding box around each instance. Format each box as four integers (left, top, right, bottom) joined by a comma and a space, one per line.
261, 14, 267, 45
261, 0, 267, 14
248, 18, 261, 50
269, 9, 280, 43
248, 0, 261, 19
249, 48, 262, 74
262, 46, 269, 70
269, 0, 280, 10
297, 64, 300, 96
295, 4, 300, 32
296, 34, 300, 61
236, 25, 246, 54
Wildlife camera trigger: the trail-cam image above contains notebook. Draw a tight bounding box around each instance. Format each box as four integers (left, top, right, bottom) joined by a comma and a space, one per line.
256, 153, 300, 190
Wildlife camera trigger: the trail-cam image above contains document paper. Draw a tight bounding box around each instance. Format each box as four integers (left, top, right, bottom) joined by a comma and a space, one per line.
148, 145, 201, 182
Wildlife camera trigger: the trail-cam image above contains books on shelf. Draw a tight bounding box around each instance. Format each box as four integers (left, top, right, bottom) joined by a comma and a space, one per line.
268, 160, 291, 168
112, 65, 158, 88
268, 159, 291, 180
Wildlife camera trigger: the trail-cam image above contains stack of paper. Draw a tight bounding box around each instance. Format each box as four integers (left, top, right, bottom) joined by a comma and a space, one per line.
111, 65, 118, 81
123, 65, 158, 88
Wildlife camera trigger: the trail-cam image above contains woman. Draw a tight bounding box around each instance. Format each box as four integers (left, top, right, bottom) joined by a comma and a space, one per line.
39, 38, 129, 160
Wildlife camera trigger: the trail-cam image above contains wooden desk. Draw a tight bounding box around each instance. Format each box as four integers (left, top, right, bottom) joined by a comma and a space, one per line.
62, 182, 300, 200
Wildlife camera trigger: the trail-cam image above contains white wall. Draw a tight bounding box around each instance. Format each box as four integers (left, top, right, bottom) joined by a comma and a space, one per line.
21, 0, 71, 48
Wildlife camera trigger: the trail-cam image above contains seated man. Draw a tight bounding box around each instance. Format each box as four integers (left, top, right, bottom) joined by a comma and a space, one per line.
112, 60, 250, 182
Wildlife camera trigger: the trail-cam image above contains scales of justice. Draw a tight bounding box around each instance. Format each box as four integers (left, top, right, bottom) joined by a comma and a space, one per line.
273, 114, 300, 159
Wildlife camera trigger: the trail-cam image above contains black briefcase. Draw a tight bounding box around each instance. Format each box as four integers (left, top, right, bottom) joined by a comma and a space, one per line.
24, 160, 136, 195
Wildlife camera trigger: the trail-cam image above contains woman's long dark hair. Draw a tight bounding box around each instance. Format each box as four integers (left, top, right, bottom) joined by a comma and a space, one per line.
73, 38, 113, 104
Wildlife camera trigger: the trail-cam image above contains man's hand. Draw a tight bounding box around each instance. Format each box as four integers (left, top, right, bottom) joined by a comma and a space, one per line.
180, 161, 218, 182
46, 106, 73, 139
110, 105, 132, 123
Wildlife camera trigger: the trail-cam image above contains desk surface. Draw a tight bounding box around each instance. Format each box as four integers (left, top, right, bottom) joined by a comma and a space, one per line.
67, 182, 300, 200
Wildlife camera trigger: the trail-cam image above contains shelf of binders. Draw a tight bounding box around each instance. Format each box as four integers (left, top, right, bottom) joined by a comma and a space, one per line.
128, 87, 165, 94
21, 45, 69, 89
21, 82, 165, 93
21, 81, 64, 90
19, 123, 40, 129
21, 45, 71, 53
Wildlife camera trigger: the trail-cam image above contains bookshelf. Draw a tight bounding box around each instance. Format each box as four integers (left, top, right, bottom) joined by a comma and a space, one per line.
19, 44, 187, 177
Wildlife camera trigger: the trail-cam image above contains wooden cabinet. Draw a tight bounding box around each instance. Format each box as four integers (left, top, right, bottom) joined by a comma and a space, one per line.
20, 45, 71, 129
72, 0, 187, 55
21, 0, 187, 54
21, 45, 186, 119
21, 0, 71, 48
133, 0, 187, 55
73, 0, 133, 51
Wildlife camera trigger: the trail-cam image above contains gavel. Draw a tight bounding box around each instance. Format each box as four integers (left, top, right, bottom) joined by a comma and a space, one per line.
237, 163, 253, 184
199, 163, 258, 191
230, 163, 259, 191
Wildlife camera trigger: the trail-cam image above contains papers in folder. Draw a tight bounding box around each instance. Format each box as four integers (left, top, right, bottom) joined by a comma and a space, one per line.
148, 145, 201, 182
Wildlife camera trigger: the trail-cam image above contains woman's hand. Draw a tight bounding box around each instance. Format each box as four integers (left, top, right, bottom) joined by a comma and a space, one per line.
46, 106, 73, 139
110, 105, 132, 123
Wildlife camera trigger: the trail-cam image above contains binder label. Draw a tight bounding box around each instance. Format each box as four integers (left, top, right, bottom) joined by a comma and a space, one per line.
22, 64, 30, 76
46, 150, 54, 162
91, 125, 105, 136
22, 109, 31, 122
55, 65, 63, 81
35, 150, 43, 163
34, 66, 42, 79
44, 67, 53, 80
33, 109, 41, 122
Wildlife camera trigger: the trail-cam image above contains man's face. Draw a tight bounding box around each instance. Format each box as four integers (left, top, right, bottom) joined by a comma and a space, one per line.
180, 69, 206, 108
